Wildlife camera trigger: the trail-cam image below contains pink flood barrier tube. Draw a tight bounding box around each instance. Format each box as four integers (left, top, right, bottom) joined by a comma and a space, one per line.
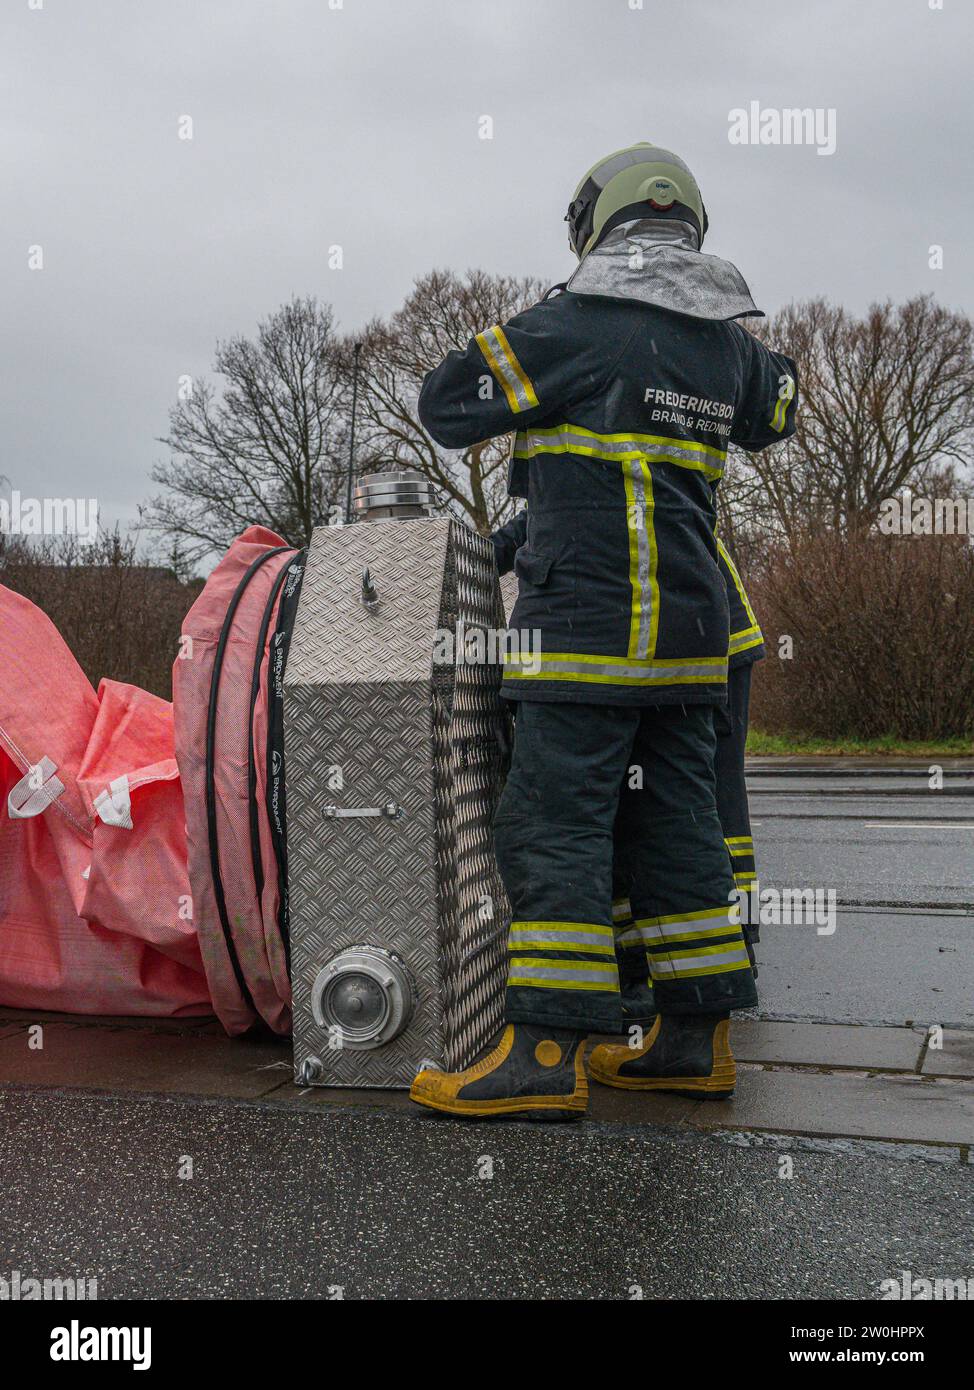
172, 527, 299, 1036
0, 585, 210, 1017
0, 527, 302, 1034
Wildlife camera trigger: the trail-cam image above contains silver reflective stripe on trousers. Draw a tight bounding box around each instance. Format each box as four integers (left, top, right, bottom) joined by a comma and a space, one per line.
508, 962, 619, 984
650, 947, 751, 975
509, 925, 615, 953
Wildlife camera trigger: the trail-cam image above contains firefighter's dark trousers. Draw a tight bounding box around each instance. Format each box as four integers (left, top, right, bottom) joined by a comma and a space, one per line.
716, 663, 758, 901
494, 699, 758, 1033
614, 664, 758, 1012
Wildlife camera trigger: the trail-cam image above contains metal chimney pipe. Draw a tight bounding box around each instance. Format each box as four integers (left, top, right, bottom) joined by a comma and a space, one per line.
352, 469, 433, 522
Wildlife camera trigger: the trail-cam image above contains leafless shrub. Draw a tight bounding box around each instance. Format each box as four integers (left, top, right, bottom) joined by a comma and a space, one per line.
0, 530, 199, 700
746, 529, 974, 740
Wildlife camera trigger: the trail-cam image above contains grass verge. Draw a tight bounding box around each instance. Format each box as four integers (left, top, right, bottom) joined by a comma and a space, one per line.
746, 731, 973, 758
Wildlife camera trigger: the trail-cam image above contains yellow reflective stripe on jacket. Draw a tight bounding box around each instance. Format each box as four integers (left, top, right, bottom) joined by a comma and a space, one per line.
725, 837, 754, 858
624, 460, 660, 660
475, 325, 539, 414
716, 536, 764, 650
770, 373, 796, 432
512, 423, 726, 480
504, 651, 727, 686
717, 537, 760, 627
729, 628, 764, 656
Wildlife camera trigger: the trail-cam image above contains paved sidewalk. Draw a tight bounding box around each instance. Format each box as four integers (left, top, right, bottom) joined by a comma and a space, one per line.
0, 1009, 970, 1154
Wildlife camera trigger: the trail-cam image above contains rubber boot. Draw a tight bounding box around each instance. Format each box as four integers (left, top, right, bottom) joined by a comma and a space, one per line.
589, 1012, 735, 1099
620, 978, 656, 1029
409, 1023, 588, 1121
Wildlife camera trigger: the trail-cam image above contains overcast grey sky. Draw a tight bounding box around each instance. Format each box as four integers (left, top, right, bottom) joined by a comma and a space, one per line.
3, 0, 973, 540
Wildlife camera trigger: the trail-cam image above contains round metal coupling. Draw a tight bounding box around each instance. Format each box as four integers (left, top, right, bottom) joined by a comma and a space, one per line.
311, 945, 415, 1049
352, 469, 432, 522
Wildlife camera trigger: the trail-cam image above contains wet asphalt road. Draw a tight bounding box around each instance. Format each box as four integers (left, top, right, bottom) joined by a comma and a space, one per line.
1, 762, 971, 1301
2, 1086, 972, 1301
747, 763, 974, 1027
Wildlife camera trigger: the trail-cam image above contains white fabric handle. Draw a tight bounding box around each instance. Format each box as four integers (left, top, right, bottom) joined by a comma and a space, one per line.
93, 774, 133, 830
7, 756, 65, 819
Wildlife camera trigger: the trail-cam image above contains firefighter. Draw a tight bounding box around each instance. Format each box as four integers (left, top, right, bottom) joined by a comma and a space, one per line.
491, 514, 765, 1032
410, 142, 797, 1120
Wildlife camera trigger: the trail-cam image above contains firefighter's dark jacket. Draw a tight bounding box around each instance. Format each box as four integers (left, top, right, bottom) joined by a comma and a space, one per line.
418, 290, 797, 705
491, 509, 766, 672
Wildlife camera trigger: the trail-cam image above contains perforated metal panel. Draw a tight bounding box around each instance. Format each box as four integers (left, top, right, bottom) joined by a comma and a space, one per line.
285, 517, 509, 1088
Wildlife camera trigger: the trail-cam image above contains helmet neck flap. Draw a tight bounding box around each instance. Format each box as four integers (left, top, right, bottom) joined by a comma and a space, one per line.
565, 216, 763, 323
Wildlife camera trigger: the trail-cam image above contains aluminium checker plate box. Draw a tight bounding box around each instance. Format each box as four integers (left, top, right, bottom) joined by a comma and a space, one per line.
284, 517, 510, 1088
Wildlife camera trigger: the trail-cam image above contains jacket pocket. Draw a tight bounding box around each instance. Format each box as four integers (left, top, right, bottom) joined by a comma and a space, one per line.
513, 546, 554, 588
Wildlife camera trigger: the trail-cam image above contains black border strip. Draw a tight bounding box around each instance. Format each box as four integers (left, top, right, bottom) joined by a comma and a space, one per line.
264, 554, 306, 971
245, 552, 300, 941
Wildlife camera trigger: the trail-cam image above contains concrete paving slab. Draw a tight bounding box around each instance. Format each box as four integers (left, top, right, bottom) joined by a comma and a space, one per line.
753, 909, 974, 1027
267, 1072, 700, 1127
922, 1029, 974, 1078
266, 1080, 416, 1113
0, 1009, 967, 1148
681, 1066, 974, 1146
0, 1018, 699, 1123
733, 1019, 923, 1072
0, 1006, 221, 1034
588, 1087, 698, 1127
0, 1022, 291, 1099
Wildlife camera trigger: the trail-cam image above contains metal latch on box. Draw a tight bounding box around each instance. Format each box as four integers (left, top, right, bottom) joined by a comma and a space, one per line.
322, 802, 406, 821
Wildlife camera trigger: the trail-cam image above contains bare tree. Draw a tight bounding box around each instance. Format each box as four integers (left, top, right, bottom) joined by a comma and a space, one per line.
720, 296, 974, 542
147, 298, 349, 564
354, 269, 546, 533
